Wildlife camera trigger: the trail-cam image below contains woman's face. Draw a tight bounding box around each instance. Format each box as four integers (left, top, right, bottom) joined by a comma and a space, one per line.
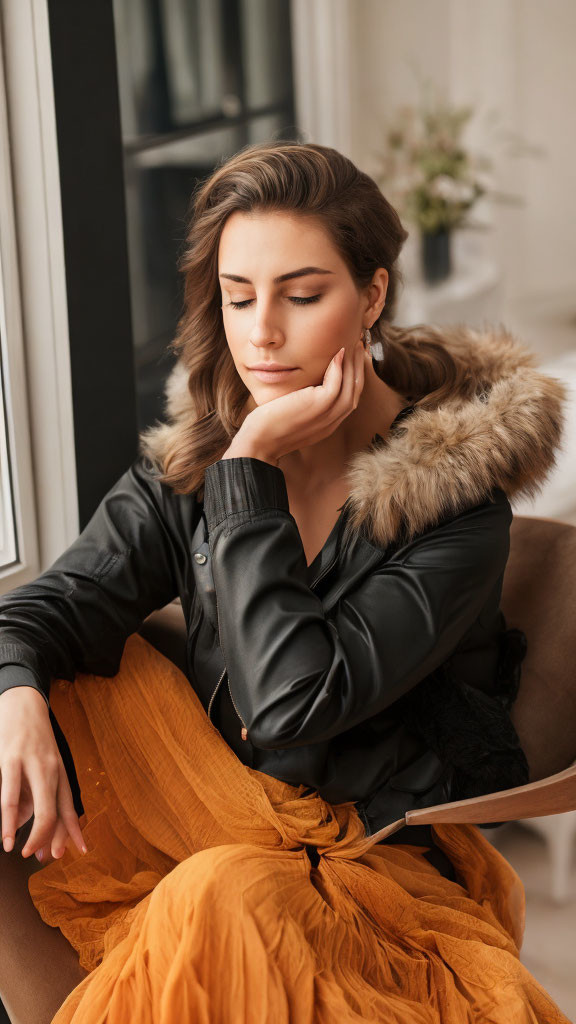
217, 210, 386, 407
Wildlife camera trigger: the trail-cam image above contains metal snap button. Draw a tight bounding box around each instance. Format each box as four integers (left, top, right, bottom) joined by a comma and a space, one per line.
194, 552, 207, 564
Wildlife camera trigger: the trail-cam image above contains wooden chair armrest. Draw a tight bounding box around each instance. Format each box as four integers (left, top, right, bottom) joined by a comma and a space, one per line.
365, 765, 576, 844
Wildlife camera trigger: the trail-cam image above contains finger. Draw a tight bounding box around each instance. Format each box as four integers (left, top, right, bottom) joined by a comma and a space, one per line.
320, 344, 354, 427
56, 762, 87, 855
50, 818, 71, 860
322, 346, 344, 386
1, 760, 22, 852
324, 343, 364, 435
344, 343, 360, 403
20, 760, 59, 858
34, 819, 68, 864
330, 343, 357, 418
317, 348, 346, 413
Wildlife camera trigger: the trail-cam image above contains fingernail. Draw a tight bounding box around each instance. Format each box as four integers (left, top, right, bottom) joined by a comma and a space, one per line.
2, 836, 13, 853
81, 845, 88, 855
35, 850, 43, 862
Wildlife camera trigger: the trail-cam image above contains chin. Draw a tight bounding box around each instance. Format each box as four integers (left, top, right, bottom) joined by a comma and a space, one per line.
251, 379, 301, 398
252, 389, 290, 405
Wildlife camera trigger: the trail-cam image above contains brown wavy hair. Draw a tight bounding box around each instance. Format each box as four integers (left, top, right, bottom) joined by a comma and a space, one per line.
140, 140, 468, 495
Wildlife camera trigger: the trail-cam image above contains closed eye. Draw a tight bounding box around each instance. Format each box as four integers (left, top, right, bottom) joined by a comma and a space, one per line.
227, 295, 322, 310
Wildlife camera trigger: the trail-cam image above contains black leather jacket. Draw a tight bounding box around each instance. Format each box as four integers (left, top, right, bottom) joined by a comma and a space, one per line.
0, 443, 529, 840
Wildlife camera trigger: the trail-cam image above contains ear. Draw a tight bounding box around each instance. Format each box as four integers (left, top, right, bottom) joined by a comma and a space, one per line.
364, 268, 388, 323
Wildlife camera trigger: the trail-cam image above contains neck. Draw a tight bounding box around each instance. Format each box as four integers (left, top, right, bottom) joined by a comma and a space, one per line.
276, 353, 408, 492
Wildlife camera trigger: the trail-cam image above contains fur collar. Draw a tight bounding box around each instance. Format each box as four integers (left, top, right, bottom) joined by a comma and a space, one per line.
142, 323, 568, 546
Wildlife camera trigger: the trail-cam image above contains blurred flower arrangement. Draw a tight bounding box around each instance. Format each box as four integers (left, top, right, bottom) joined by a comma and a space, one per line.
373, 100, 487, 235
372, 89, 544, 283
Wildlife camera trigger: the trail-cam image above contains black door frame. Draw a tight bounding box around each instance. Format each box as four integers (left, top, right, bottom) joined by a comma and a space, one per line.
47, 0, 137, 529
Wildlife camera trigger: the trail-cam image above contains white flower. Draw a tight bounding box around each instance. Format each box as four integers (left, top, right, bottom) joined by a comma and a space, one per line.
429, 175, 475, 203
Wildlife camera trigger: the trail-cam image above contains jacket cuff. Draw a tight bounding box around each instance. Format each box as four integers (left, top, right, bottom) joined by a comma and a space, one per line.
0, 664, 50, 709
203, 457, 290, 531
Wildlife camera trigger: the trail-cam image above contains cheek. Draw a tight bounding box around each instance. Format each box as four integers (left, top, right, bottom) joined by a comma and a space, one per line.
301, 301, 359, 359
222, 323, 242, 361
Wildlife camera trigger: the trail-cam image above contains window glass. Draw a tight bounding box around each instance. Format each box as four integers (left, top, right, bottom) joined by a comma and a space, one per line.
0, 347, 17, 569
113, 0, 297, 431
239, 0, 294, 109
114, 0, 229, 137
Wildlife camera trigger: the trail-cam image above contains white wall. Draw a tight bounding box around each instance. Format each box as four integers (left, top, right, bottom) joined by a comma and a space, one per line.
511, 0, 576, 298
349, 0, 452, 172
348, 0, 576, 316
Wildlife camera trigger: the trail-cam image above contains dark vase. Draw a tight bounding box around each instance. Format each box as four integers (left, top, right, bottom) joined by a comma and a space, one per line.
421, 227, 452, 284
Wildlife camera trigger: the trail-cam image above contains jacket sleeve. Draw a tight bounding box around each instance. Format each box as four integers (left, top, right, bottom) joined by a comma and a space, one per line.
203, 456, 512, 750
0, 457, 182, 709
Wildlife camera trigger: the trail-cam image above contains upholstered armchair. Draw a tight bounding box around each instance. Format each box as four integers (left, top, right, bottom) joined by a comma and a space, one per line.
1, 514, 575, 1024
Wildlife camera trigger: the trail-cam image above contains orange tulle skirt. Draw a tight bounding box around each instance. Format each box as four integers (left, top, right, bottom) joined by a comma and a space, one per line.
28, 632, 569, 1023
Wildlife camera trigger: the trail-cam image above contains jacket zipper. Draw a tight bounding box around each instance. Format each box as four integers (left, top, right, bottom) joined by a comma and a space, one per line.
207, 666, 226, 722
208, 663, 248, 742
227, 676, 249, 741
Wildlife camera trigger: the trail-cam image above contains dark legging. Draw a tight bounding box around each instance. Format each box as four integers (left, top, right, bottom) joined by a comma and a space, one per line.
379, 823, 457, 882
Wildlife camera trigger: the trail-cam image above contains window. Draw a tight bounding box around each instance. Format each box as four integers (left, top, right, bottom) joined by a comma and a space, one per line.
0, 351, 17, 570
0, 21, 40, 585
112, 0, 298, 431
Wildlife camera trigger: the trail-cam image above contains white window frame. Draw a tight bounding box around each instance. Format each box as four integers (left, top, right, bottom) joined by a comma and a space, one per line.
0, 12, 39, 586
290, 0, 353, 155
0, 0, 78, 592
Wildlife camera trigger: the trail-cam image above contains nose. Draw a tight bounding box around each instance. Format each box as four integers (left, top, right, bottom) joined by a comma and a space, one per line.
248, 300, 284, 349
249, 325, 283, 349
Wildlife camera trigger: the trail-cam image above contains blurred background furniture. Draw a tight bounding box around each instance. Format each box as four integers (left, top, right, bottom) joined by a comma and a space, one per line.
516, 811, 576, 904
495, 513, 576, 905
1, 512, 576, 1023
394, 229, 504, 329
510, 348, 576, 529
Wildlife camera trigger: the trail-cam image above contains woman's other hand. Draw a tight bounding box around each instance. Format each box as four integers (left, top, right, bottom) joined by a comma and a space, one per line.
0, 686, 87, 862
223, 339, 367, 466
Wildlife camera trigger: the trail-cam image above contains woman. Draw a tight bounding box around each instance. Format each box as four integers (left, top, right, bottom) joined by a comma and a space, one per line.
0, 141, 571, 1022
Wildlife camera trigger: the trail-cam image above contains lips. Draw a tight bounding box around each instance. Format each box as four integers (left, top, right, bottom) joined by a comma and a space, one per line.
249, 367, 298, 383
248, 364, 296, 371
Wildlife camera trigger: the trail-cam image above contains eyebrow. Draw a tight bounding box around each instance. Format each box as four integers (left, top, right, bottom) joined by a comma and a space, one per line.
218, 266, 335, 285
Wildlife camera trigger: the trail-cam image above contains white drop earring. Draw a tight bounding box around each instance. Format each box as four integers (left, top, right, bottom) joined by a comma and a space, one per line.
362, 327, 384, 362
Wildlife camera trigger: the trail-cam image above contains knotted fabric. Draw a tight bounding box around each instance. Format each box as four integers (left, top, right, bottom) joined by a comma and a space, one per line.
28, 633, 568, 1023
